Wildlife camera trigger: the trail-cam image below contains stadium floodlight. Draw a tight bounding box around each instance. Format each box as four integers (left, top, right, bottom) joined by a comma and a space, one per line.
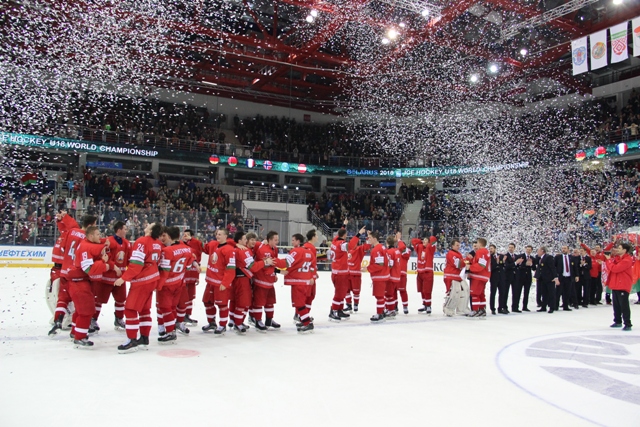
612, 0, 623, 4
520, 48, 528, 57
310, 9, 318, 17
488, 64, 498, 73
421, 9, 429, 16
306, 15, 314, 23
381, 37, 390, 45
387, 28, 399, 40
470, 74, 479, 83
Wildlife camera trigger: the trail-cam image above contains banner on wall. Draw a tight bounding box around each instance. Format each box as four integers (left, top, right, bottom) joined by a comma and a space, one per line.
610, 22, 628, 63
0, 246, 53, 267
571, 37, 588, 75
589, 29, 608, 70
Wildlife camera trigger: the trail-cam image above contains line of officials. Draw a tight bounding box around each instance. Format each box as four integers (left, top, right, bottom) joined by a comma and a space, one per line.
488, 243, 601, 314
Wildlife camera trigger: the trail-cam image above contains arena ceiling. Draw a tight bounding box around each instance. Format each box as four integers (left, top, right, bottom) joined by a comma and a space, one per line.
3, 0, 640, 113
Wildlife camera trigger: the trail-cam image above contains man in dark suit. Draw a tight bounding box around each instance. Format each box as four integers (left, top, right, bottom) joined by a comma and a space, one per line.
489, 244, 505, 315
554, 245, 575, 311
576, 247, 592, 308
535, 246, 559, 313
502, 243, 518, 314
514, 245, 537, 312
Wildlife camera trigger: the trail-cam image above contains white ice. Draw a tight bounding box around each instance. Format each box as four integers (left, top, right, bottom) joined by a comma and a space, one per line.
1, 268, 639, 427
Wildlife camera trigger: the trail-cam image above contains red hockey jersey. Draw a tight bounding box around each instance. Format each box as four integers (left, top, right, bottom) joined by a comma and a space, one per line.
444, 249, 464, 281
102, 235, 132, 284
205, 240, 236, 288
387, 247, 402, 282
158, 242, 195, 289
68, 239, 109, 282
121, 236, 162, 285
330, 235, 350, 275
60, 228, 86, 279
235, 245, 268, 278
468, 247, 491, 282
253, 242, 287, 289
367, 243, 390, 281
411, 236, 437, 273
283, 246, 314, 286
184, 237, 204, 263
302, 242, 319, 281
397, 240, 411, 276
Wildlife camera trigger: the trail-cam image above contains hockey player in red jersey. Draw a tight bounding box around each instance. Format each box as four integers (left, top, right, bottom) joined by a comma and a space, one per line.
385, 235, 402, 319
444, 239, 464, 294
301, 229, 320, 320
345, 227, 368, 313
231, 231, 273, 334
283, 234, 315, 333
367, 231, 390, 322
67, 226, 111, 348
328, 220, 351, 322
202, 228, 237, 335
396, 232, 411, 314
411, 235, 437, 314
181, 229, 204, 326
468, 237, 491, 318
156, 226, 197, 344
114, 222, 163, 353
48, 213, 97, 336
249, 231, 287, 332
94, 221, 129, 331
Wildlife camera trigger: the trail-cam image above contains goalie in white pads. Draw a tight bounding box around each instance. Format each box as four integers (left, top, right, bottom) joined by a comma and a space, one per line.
443, 239, 470, 316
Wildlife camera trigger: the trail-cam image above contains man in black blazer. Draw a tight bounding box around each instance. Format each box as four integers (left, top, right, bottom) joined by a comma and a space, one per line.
514, 245, 537, 312
535, 246, 559, 313
489, 244, 505, 315
576, 247, 592, 308
502, 243, 518, 314
554, 245, 575, 311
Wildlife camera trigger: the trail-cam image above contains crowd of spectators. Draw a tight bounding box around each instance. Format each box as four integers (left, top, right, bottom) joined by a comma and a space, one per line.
307, 191, 404, 237
596, 87, 640, 143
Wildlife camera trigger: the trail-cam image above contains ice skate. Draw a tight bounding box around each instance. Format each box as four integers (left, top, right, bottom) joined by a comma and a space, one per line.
297, 323, 314, 334
158, 332, 177, 344
176, 322, 190, 335
337, 310, 350, 320
265, 318, 281, 329
184, 315, 198, 326
136, 335, 150, 350
426, 306, 432, 315
255, 320, 268, 333
234, 324, 247, 334
418, 305, 429, 314
90, 318, 100, 332
158, 324, 166, 337
328, 310, 341, 322
213, 326, 226, 336
114, 317, 125, 331
354, 304, 359, 312
202, 320, 217, 332
73, 338, 94, 349
344, 303, 353, 313
384, 310, 397, 320
403, 306, 409, 315
370, 313, 385, 323
48, 320, 62, 337
118, 338, 138, 354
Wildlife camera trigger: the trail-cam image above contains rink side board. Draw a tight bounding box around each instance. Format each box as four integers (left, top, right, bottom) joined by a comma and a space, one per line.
0, 246, 53, 268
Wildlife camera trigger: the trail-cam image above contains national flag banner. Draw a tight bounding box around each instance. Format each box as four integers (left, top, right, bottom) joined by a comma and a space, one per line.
589, 29, 608, 70
610, 22, 628, 63
633, 17, 640, 57
21, 173, 38, 186
571, 37, 588, 75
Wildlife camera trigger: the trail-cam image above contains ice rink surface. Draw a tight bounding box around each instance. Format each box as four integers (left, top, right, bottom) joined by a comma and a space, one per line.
1, 268, 639, 427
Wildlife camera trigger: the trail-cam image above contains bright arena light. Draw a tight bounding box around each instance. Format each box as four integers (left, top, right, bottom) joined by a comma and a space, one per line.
305, 15, 314, 23
520, 48, 528, 56
470, 74, 479, 83
387, 28, 399, 40
310, 9, 318, 17
381, 37, 390, 45
399, 22, 406, 28
489, 64, 498, 73
421, 9, 430, 17
613, 0, 623, 5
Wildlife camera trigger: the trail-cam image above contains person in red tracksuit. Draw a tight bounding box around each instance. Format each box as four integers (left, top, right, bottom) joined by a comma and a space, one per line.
347, 229, 370, 313
94, 221, 129, 331
328, 222, 351, 321
283, 234, 315, 334
578, 237, 614, 305
386, 235, 402, 319
396, 232, 411, 314
114, 222, 163, 353
156, 226, 197, 344
249, 231, 287, 332
367, 231, 389, 323
49, 213, 97, 336
605, 243, 634, 331
411, 235, 437, 314
231, 231, 272, 333
444, 239, 464, 294
468, 237, 491, 317
181, 229, 204, 326
202, 228, 237, 335
67, 226, 111, 348
302, 229, 320, 318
